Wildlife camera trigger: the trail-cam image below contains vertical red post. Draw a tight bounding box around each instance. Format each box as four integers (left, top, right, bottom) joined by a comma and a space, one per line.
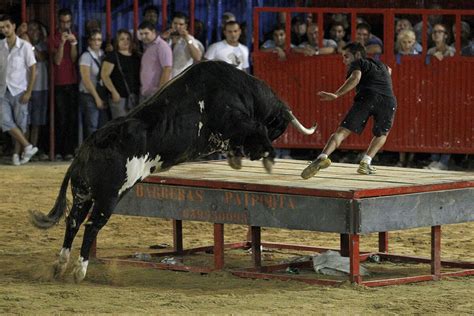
317, 11, 323, 49
189, 0, 195, 35
253, 8, 260, 53
105, 0, 112, 42
213, 223, 224, 270
349, 234, 361, 284
133, 0, 139, 36
21, 0, 27, 22
351, 9, 357, 44
431, 225, 441, 279
162, 0, 168, 32
173, 220, 183, 253
251, 226, 262, 269
378, 232, 388, 253
340, 233, 349, 257
455, 14, 461, 55
285, 10, 291, 52
48, 0, 56, 160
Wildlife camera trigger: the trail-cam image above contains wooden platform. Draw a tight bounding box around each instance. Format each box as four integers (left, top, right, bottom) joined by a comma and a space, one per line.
141, 159, 474, 198
115, 159, 474, 234
107, 159, 474, 286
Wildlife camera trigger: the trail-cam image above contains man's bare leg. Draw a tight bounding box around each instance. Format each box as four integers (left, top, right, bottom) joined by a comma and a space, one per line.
358, 134, 388, 175
9, 127, 30, 155
321, 127, 352, 156
301, 127, 352, 179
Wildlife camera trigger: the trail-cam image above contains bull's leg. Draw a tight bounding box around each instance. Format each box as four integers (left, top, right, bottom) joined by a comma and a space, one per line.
243, 124, 276, 173
54, 196, 93, 279
72, 196, 118, 283
227, 145, 244, 170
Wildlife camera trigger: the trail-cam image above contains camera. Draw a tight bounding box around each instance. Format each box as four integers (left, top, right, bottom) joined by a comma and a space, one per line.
170, 31, 180, 36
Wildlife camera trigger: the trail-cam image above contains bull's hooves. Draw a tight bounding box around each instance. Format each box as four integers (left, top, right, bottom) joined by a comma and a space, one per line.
262, 158, 274, 173
227, 156, 242, 170
52, 261, 68, 279
72, 266, 86, 283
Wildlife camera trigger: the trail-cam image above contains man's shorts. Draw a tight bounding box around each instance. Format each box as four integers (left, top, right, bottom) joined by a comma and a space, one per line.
28, 90, 48, 126
340, 93, 397, 137
0, 89, 29, 133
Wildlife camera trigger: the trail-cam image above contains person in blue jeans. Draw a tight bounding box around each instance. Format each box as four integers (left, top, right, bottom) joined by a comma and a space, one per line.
78, 29, 108, 138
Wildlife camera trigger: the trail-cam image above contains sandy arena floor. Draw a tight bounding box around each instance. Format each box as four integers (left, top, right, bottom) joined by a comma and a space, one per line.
0, 162, 473, 314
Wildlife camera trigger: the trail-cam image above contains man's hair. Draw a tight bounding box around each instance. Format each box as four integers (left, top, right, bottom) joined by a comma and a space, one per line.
343, 42, 367, 58
143, 5, 159, 17
223, 20, 240, 31
330, 21, 346, 31
173, 12, 189, 25
138, 20, 156, 32
0, 14, 15, 24
356, 22, 371, 33
58, 8, 73, 18
273, 24, 285, 33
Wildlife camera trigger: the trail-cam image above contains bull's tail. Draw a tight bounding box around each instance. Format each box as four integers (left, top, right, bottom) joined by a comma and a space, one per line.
29, 166, 72, 229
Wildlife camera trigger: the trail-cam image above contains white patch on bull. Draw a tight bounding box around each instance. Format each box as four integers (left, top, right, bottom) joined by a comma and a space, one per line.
198, 100, 205, 113
119, 154, 163, 195
59, 248, 70, 263
72, 256, 89, 283
198, 121, 203, 137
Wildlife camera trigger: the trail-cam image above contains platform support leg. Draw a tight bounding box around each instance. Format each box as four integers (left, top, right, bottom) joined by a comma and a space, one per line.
173, 220, 183, 253
340, 233, 350, 257
251, 226, 262, 269
214, 223, 224, 270
349, 234, 361, 284
431, 225, 441, 279
378, 232, 388, 253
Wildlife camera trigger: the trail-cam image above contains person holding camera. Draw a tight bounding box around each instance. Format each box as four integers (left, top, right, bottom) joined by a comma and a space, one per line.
162, 12, 204, 78
51, 8, 79, 160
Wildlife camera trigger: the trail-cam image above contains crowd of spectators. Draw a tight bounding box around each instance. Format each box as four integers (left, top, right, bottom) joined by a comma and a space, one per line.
0, 6, 473, 170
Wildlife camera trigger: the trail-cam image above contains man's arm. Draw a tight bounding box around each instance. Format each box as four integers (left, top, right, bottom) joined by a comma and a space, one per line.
20, 64, 36, 104
69, 33, 78, 62
159, 66, 172, 89
53, 34, 67, 65
318, 70, 361, 101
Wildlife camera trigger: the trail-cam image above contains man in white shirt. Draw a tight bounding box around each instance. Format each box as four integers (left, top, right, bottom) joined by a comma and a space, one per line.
0, 15, 38, 165
162, 12, 204, 78
205, 21, 249, 72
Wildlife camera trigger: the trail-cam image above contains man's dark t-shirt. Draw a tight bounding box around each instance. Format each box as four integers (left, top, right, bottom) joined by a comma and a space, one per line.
103, 52, 141, 97
347, 58, 394, 98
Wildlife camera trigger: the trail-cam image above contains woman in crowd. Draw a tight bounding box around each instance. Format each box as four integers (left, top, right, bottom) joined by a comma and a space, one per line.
79, 29, 108, 137
395, 29, 421, 55
101, 29, 140, 119
395, 29, 420, 167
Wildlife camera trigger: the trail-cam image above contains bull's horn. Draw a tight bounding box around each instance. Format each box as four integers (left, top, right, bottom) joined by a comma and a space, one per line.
287, 111, 317, 135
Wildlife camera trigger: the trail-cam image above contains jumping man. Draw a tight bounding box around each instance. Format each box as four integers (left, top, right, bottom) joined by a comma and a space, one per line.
301, 42, 396, 179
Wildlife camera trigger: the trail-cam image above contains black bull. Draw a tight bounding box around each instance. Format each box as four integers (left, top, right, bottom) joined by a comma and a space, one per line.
29, 61, 316, 282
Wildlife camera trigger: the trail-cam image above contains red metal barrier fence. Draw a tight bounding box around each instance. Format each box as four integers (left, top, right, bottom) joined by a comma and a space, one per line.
253, 7, 474, 154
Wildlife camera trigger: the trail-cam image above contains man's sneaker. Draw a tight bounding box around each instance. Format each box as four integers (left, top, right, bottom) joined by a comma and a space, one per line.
12, 154, 21, 166
20, 145, 38, 164
357, 162, 377, 175
301, 157, 331, 179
